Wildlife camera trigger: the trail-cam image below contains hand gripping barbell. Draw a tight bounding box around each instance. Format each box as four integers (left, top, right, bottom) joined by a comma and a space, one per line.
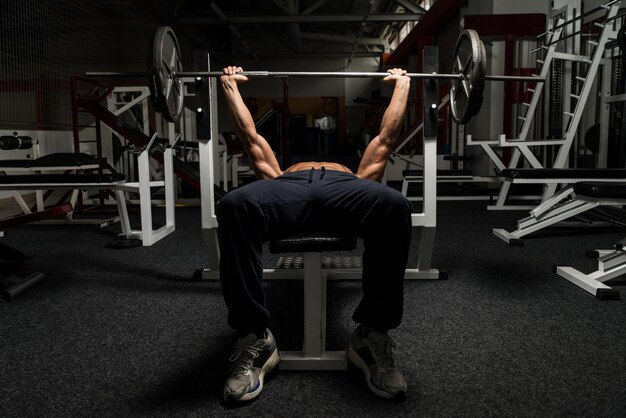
87, 26, 545, 125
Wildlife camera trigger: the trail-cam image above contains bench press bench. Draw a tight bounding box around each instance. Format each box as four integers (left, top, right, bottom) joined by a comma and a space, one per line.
269, 233, 357, 370
0, 172, 132, 239
0, 136, 177, 247
493, 169, 626, 244
0, 153, 102, 218
497, 168, 626, 184
0, 173, 126, 188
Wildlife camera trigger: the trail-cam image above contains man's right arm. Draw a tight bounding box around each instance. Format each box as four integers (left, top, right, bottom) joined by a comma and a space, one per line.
221, 66, 283, 179
355, 68, 411, 182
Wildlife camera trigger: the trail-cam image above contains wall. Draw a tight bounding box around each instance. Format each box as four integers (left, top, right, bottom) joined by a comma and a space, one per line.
0, 0, 163, 130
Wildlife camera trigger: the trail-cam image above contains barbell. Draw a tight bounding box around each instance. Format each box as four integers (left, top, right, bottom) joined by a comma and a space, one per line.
87, 26, 545, 125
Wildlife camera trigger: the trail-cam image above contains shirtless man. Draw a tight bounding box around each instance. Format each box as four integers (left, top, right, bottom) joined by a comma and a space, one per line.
218, 66, 412, 402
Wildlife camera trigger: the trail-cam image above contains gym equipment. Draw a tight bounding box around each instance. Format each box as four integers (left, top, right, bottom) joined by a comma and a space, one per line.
0, 153, 103, 224
468, 0, 622, 210
269, 233, 356, 370
86, 27, 546, 124
0, 135, 34, 150
450, 29, 486, 124
150, 26, 185, 124
553, 182, 626, 299
617, 25, 626, 51
492, 169, 626, 245
0, 206, 72, 301
0, 134, 178, 247
0, 243, 46, 302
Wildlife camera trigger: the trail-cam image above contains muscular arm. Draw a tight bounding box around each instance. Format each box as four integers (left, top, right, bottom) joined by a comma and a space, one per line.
221, 66, 283, 179
356, 68, 411, 182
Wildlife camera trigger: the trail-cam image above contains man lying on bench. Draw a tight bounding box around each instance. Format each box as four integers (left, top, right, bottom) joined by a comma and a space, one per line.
218, 66, 412, 403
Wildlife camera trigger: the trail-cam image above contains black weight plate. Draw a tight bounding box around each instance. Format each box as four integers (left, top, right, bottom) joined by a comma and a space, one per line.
149, 70, 166, 115
152, 26, 184, 123
450, 29, 485, 124
468, 39, 487, 118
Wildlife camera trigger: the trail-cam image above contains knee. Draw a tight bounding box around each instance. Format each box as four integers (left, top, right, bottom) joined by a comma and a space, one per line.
216, 189, 252, 222
380, 188, 412, 221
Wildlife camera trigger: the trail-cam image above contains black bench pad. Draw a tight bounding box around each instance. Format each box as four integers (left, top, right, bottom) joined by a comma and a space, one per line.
500, 168, 626, 179
573, 182, 626, 199
0, 153, 100, 169
0, 160, 38, 168
29, 153, 100, 167
269, 233, 357, 254
0, 173, 125, 184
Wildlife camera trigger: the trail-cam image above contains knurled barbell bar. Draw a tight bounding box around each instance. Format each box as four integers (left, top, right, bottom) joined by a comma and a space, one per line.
87, 26, 545, 125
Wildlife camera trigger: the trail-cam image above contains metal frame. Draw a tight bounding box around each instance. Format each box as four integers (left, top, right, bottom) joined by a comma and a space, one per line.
279, 252, 347, 370
115, 134, 177, 246
0, 136, 176, 247
467, 1, 622, 211
0, 140, 101, 221
555, 243, 624, 299
105, 86, 151, 184
492, 183, 626, 245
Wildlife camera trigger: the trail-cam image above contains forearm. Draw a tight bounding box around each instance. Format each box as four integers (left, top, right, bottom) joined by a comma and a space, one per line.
378, 77, 411, 146
221, 79, 257, 141
356, 72, 411, 181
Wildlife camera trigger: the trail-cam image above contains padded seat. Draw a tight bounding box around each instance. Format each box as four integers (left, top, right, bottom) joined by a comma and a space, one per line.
29, 153, 100, 168
0, 173, 125, 184
0, 160, 37, 168
269, 232, 356, 254
0, 153, 100, 169
573, 182, 626, 199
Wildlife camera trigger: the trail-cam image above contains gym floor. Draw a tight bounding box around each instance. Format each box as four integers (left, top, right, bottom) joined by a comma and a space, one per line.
1, 201, 625, 417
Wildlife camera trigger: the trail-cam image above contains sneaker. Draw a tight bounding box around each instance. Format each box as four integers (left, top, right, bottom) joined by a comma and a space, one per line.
223, 329, 281, 403
346, 325, 407, 399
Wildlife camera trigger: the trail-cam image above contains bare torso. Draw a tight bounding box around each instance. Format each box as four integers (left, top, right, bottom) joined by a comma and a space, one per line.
283, 161, 353, 174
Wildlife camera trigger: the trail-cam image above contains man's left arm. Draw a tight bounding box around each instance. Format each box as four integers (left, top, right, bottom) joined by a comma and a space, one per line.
356, 68, 411, 182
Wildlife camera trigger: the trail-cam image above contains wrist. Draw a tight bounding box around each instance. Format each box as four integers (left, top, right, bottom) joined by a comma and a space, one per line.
221, 77, 238, 91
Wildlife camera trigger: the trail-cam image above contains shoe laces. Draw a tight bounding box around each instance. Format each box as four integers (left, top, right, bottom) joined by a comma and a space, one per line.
368, 332, 396, 372
228, 340, 264, 377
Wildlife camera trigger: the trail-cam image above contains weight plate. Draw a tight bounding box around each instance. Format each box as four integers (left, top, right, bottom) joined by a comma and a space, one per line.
147, 35, 162, 114
450, 29, 486, 124
152, 26, 184, 123
149, 71, 166, 115
468, 39, 487, 118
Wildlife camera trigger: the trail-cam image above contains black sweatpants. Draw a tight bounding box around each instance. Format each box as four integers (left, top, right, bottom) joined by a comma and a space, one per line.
215, 168, 412, 335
